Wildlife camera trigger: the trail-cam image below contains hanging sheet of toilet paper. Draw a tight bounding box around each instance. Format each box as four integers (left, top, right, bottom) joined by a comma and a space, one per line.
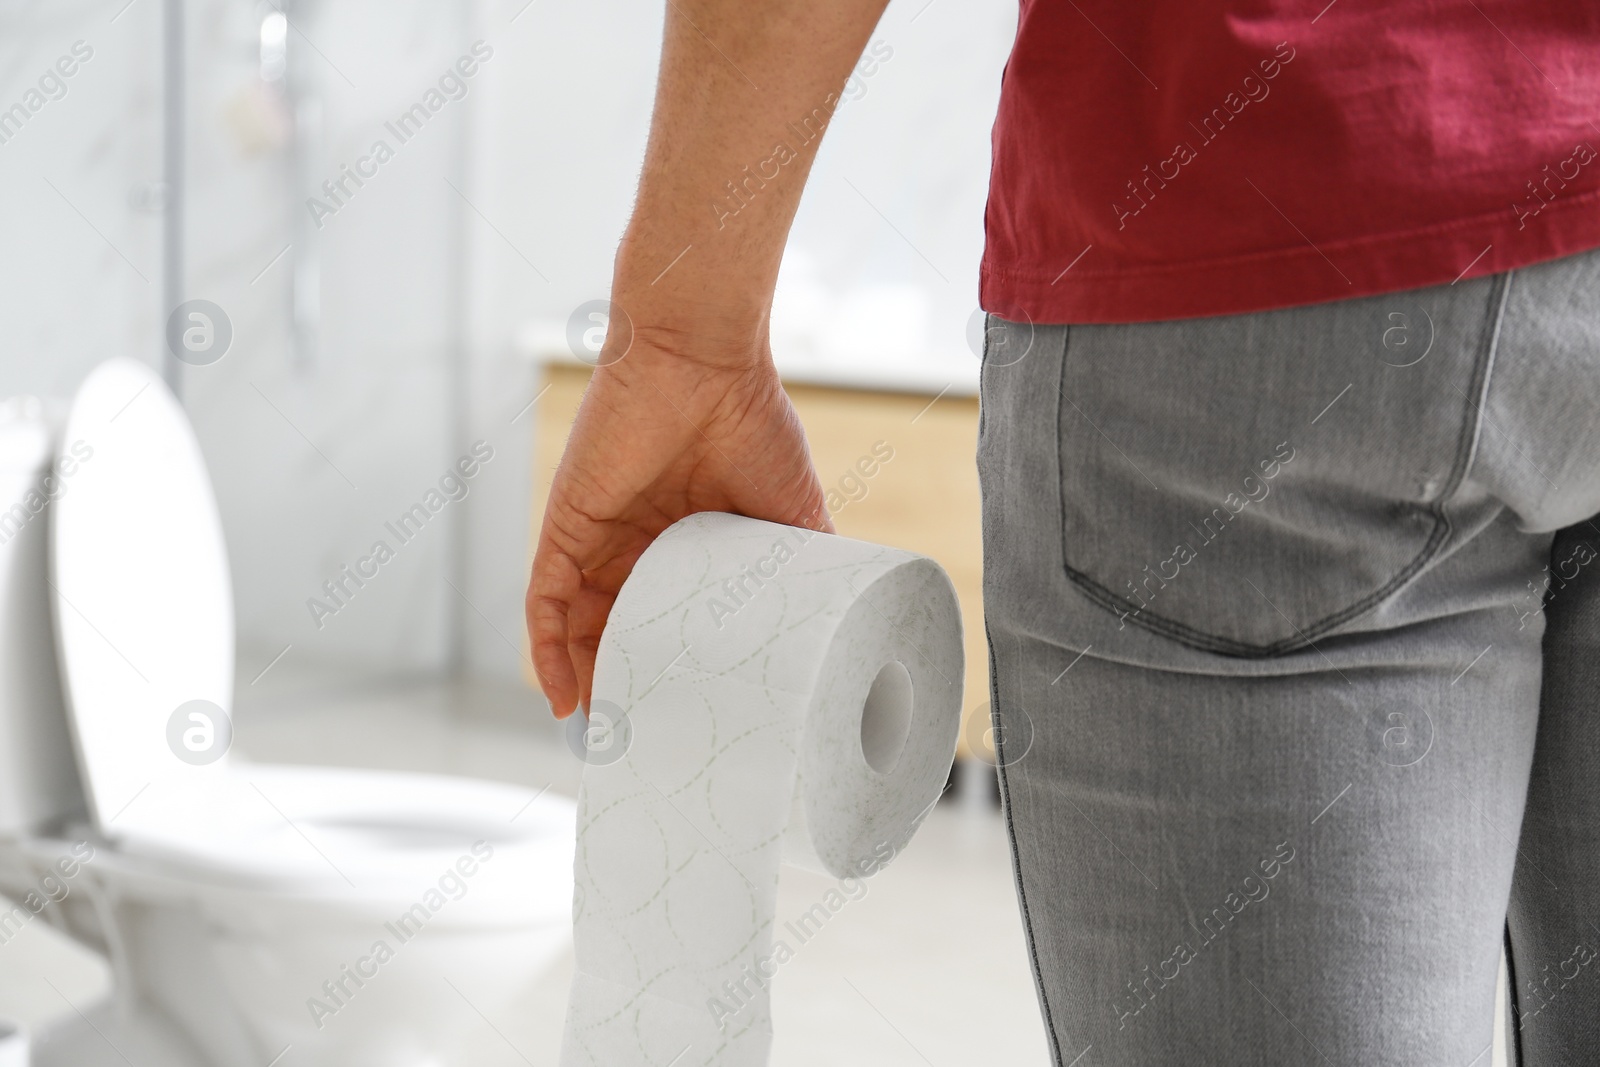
558, 512, 963, 1067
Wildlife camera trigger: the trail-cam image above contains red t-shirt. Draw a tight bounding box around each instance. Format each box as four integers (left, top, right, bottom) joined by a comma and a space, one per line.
980, 2, 1600, 324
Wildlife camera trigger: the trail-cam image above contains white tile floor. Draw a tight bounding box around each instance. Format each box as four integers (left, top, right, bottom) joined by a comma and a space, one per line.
0, 660, 1051, 1066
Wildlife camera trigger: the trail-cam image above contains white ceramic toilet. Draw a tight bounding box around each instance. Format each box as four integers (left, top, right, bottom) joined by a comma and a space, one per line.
0, 359, 576, 1067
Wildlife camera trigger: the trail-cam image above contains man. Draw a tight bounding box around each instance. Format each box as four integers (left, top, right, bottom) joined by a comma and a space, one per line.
528, 2, 1600, 1062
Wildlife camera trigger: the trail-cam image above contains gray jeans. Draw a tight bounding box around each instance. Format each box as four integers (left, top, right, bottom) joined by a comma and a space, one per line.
977, 247, 1600, 1066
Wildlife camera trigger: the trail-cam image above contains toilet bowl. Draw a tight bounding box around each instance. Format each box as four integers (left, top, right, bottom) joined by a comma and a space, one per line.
0, 361, 576, 1067
0, 1019, 26, 1067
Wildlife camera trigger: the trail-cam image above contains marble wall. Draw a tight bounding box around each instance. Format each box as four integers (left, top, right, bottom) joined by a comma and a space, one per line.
0, 0, 164, 398
177, 0, 505, 682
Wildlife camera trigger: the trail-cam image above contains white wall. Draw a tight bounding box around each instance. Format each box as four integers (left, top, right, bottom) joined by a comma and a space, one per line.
473, 0, 1016, 387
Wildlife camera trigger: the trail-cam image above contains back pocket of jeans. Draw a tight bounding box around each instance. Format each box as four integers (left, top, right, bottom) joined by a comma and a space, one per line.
1055, 281, 1503, 655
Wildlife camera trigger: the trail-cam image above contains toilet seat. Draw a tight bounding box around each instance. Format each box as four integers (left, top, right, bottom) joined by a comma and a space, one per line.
108, 763, 572, 906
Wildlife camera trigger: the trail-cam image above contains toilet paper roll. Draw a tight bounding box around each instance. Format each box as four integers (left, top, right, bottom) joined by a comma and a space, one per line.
558, 512, 964, 1067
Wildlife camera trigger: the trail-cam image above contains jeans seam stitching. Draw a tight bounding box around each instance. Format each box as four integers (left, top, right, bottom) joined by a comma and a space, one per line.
1055, 273, 1513, 657
987, 621, 1068, 1067
1504, 920, 1525, 1066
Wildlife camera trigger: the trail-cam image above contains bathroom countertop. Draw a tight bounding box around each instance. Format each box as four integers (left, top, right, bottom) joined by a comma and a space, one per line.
515, 320, 981, 398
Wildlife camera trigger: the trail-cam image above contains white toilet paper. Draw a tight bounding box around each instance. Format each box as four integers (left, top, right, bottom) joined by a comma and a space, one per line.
558, 512, 964, 1067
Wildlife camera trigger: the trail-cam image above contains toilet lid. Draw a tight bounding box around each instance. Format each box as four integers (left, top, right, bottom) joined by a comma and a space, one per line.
50, 359, 235, 834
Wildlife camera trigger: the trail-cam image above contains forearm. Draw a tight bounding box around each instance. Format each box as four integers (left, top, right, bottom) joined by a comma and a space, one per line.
612, 0, 891, 361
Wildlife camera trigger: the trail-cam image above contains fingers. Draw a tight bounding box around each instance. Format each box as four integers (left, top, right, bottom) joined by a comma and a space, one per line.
767, 455, 836, 537
564, 544, 648, 710
529, 508, 654, 718
792, 494, 836, 536
527, 541, 581, 719
565, 590, 612, 714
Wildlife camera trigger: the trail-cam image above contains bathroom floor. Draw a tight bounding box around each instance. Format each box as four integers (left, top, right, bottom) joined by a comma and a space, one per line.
0, 658, 1052, 1066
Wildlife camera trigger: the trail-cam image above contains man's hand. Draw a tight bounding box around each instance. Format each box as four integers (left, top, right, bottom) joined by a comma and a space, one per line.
527, 336, 832, 719
524, 0, 889, 717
